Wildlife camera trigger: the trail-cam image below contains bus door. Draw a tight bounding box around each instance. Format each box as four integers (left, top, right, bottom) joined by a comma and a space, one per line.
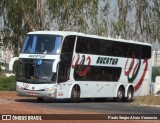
57, 36, 76, 98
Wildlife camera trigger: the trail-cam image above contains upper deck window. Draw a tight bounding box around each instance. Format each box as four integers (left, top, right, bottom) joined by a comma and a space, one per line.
21, 34, 62, 54
76, 36, 151, 59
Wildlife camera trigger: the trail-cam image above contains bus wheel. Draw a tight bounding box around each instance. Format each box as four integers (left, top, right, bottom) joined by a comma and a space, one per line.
125, 87, 134, 102
114, 87, 125, 102
37, 97, 44, 102
70, 85, 80, 102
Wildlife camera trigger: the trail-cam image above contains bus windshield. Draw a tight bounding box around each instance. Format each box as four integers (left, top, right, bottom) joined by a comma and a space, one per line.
21, 34, 62, 54
16, 59, 55, 84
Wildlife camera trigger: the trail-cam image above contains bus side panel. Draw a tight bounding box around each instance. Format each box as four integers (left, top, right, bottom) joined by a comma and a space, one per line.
56, 82, 71, 98
56, 81, 86, 99
134, 59, 152, 96
79, 82, 118, 98
56, 81, 120, 98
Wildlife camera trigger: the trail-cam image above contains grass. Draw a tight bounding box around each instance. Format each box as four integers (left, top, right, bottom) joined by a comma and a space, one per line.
0, 75, 16, 91
134, 96, 160, 106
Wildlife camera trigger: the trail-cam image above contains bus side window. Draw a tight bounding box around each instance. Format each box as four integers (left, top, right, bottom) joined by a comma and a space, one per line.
134, 45, 141, 59
124, 43, 133, 58
61, 36, 75, 53
76, 37, 89, 54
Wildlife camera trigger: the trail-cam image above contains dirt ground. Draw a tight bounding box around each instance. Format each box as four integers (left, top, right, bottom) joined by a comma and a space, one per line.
0, 91, 96, 114
0, 91, 159, 123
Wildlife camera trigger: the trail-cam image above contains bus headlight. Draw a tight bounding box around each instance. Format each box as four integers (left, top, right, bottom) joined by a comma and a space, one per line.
16, 85, 22, 89
45, 87, 55, 91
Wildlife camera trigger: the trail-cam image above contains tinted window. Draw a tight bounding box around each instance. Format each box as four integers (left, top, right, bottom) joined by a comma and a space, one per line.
61, 36, 76, 53
58, 36, 76, 83
76, 36, 151, 59
74, 66, 121, 82
141, 45, 151, 59
58, 64, 70, 83
16, 59, 54, 83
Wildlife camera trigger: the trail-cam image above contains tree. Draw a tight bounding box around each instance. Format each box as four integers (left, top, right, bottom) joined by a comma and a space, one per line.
0, 0, 100, 56
150, 0, 160, 42
0, 0, 45, 56
46, 0, 99, 33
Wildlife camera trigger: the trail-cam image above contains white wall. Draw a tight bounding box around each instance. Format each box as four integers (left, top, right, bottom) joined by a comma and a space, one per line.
152, 50, 160, 67
150, 76, 160, 96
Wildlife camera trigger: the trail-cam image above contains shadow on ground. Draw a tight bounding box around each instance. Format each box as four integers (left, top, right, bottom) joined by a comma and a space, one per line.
15, 98, 134, 103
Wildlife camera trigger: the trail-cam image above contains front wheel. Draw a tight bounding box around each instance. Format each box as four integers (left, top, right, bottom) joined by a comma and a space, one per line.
70, 85, 80, 102
37, 97, 44, 102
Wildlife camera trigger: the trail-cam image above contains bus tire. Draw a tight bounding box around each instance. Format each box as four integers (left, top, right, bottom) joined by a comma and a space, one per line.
70, 85, 80, 102
125, 87, 134, 102
114, 86, 125, 102
37, 97, 44, 102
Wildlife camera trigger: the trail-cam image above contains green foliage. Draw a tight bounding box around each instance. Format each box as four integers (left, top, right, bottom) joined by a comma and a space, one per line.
47, 0, 99, 32
0, 0, 39, 56
0, 76, 16, 91
152, 67, 160, 82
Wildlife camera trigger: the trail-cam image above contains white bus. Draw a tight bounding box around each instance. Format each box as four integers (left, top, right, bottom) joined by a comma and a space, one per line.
16, 31, 152, 102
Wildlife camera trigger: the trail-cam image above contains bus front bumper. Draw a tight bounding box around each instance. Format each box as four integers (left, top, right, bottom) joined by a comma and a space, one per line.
16, 88, 57, 98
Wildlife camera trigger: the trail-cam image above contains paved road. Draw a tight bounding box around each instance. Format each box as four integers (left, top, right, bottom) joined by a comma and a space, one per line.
15, 98, 160, 114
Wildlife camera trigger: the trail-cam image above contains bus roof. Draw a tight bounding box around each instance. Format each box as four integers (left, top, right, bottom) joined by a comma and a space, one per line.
28, 31, 151, 46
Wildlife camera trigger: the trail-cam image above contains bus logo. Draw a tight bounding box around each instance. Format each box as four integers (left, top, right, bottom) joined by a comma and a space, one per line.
96, 57, 118, 65
124, 57, 148, 91
71, 54, 91, 76
23, 83, 29, 89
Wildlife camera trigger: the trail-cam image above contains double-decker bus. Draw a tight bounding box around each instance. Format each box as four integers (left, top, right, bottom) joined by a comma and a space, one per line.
16, 31, 152, 102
